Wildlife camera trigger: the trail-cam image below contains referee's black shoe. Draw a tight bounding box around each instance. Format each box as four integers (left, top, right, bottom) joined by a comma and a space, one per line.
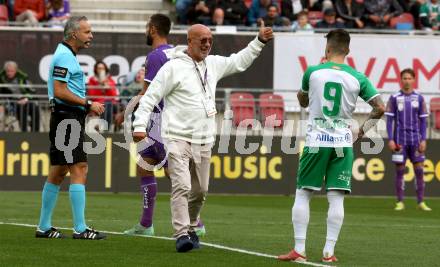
35, 227, 65, 238
73, 227, 106, 240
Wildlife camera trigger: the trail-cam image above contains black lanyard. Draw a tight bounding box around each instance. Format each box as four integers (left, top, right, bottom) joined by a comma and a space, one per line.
193, 60, 208, 93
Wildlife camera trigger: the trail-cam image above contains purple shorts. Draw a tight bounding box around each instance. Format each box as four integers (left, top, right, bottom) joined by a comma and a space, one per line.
392, 144, 425, 164
139, 138, 168, 168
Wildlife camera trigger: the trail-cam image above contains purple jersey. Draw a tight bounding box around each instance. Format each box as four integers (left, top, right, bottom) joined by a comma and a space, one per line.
144, 44, 173, 142
144, 44, 174, 111
385, 91, 428, 145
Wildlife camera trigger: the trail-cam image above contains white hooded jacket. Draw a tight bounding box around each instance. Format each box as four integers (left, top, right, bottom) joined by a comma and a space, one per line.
132, 36, 266, 144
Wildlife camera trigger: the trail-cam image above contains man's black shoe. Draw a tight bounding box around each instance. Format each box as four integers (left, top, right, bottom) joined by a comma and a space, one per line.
176, 235, 193, 252
189, 230, 200, 249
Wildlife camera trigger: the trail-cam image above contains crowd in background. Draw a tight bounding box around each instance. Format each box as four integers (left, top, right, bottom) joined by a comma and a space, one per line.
0, 0, 70, 27
0, 59, 143, 132
0, 60, 40, 132
0, 0, 438, 31
174, 0, 440, 30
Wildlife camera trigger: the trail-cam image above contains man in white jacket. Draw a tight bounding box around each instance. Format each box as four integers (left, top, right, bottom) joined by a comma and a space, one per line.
132, 23, 273, 252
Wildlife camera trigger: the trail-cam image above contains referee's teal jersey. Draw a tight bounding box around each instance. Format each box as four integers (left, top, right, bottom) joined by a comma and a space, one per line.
48, 42, 86, 105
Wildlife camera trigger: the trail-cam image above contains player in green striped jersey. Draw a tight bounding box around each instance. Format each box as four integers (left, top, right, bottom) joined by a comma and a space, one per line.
278, 29, 385, 263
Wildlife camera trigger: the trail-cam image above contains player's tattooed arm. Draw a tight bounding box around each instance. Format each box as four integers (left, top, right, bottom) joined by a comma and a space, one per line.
359, 95, 385, 139
297, 91, 309, 108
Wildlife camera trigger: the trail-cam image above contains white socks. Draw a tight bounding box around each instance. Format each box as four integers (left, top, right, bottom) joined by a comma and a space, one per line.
292, 189, 345, 257
324, 190, 345, 257
292, 189, 313, 254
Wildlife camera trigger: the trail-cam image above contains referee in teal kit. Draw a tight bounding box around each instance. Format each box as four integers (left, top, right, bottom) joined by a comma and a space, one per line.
35, 16, 106, 239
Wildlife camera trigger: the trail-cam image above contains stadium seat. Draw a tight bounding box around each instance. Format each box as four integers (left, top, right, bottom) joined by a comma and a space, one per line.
307, 11, 323, 27
390, 13, 414, 29
230, 92, 256, 127
259, 93, 284, 128
430, 97, 440, 130
0, 5, 8, 26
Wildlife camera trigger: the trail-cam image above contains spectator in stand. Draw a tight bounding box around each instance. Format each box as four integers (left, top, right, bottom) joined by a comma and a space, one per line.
176, 0, 193, 24
316, 8, 345, 28
120, 68, 144, 107
247, 0, 276, 26
397, 0, 411, 12
0, 61, 40, 132
363, 0, 403, 28
260, 4, 290, 26
211, 7, 225, 25
291, 10, 314, 30
311, 0, 334, 11
335, 0, 365, 28
14, 0, 45, 26
281, 0, 305, 21
410, 0, 425, 29
87, 61, 119, 130
217, 0, 248, 25
114, 68, 145, 128
420, 0, 440, 30
186, 0, 217, 24
46, 0, 70, 28
281, 0, 333, 17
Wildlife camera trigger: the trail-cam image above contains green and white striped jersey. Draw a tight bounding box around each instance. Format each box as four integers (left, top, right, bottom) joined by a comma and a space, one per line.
301, 62, 379, 147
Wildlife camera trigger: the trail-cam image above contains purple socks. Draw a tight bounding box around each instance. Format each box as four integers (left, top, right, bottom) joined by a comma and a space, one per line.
140, 176, 157, 228
414, 167, 425, 204
395, 166, 425, 203
395, 167, 405, 202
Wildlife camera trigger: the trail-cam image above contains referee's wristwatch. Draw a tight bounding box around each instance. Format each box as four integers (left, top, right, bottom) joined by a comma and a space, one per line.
85, 99, 92, 111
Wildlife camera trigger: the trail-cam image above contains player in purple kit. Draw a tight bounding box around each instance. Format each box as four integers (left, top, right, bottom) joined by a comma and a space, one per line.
123, 14, 206, 236
385, 68, 431, 211
123, 14, 172, 236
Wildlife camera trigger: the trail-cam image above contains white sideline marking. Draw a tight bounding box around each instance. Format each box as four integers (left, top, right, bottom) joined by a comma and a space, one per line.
0, 221, 330, 267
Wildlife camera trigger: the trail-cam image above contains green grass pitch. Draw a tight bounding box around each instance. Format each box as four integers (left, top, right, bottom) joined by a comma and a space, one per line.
1, 192, 439, 266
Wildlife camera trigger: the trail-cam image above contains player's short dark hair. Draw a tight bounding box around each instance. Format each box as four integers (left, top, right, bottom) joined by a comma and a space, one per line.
325, 29, 350, 56
400, 68, 415, 78
93, 60, 109, 76
149, 14, 171, 37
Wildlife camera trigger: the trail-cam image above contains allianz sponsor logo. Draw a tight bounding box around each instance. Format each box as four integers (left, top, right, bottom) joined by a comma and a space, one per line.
315, 133, 345, 143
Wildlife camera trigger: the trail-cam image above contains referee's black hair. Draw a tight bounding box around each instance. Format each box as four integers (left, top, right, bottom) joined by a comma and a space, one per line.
325, 29, 350, 56
148, 14, 171, 37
